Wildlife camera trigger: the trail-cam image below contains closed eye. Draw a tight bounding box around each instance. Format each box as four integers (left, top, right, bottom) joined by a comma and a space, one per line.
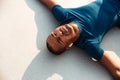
51, 32, 63, 44
57, 37, 63, 44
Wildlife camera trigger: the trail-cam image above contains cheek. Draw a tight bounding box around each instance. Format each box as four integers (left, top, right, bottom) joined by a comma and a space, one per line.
67, 35, 76, 43
62, 36, 73, 43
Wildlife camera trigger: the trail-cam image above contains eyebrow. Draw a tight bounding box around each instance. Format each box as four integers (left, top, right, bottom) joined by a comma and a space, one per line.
56, 37, 63, 44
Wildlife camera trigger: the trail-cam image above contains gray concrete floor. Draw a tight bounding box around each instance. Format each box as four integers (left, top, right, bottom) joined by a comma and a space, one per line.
0, 0, 120, 80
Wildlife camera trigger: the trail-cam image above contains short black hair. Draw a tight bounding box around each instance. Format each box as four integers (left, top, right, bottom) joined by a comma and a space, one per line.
46, 42, 65, 55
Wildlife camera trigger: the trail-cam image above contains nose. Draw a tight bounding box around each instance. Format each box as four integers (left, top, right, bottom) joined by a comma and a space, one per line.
54, 30, 63, 37
56, 32, 62, 37
51, 32, 62, 38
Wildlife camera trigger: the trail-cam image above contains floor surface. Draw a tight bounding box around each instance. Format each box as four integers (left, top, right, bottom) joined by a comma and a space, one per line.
0, 0, 120, 80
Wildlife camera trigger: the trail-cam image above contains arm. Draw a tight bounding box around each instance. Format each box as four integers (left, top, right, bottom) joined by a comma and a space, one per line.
100, 51, 120, 80
39, 0, 58, 10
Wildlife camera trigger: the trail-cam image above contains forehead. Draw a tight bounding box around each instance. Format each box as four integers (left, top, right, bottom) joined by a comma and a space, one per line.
47, 35, 65, 51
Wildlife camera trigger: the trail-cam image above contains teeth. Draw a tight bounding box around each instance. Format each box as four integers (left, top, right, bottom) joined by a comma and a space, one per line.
62, 27, 67, 33
59, 25, 71, 35
63, 26, 68, 32
66, 26, 71, 32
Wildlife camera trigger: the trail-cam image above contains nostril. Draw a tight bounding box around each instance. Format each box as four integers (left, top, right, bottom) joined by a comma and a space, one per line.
54, 33, 57, 36
51, 33, 54, 37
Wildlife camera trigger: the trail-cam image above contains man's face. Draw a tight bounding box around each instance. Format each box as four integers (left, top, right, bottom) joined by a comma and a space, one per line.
47, 23, 80, 53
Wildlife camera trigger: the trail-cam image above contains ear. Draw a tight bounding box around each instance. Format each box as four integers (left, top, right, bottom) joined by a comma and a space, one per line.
66, 43, 73, 50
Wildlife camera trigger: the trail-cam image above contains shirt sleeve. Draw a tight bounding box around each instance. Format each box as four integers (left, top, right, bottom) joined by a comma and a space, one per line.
52, 5, 68, 24
83, 42, 104, 61
116, 14, 120, 26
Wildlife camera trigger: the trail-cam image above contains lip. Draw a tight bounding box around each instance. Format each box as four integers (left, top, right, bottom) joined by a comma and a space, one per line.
65, 24, 72, 32
59, 25, 72, 35
59, 27, 67, 34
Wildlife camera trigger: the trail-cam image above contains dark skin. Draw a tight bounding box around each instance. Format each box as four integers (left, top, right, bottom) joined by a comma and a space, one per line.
47, 23, 80, 52
40, 0, 120, 80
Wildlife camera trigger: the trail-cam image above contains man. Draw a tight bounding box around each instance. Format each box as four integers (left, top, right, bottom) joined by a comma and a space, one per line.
39, 0, 120, 79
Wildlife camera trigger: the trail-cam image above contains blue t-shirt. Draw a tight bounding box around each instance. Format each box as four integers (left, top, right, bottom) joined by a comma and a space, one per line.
52, 0, 120, 61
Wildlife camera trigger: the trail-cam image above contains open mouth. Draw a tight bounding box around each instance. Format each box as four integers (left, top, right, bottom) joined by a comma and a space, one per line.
59, 28, 66, 34
65, 25, 72, 32
59, 25, 72, 35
